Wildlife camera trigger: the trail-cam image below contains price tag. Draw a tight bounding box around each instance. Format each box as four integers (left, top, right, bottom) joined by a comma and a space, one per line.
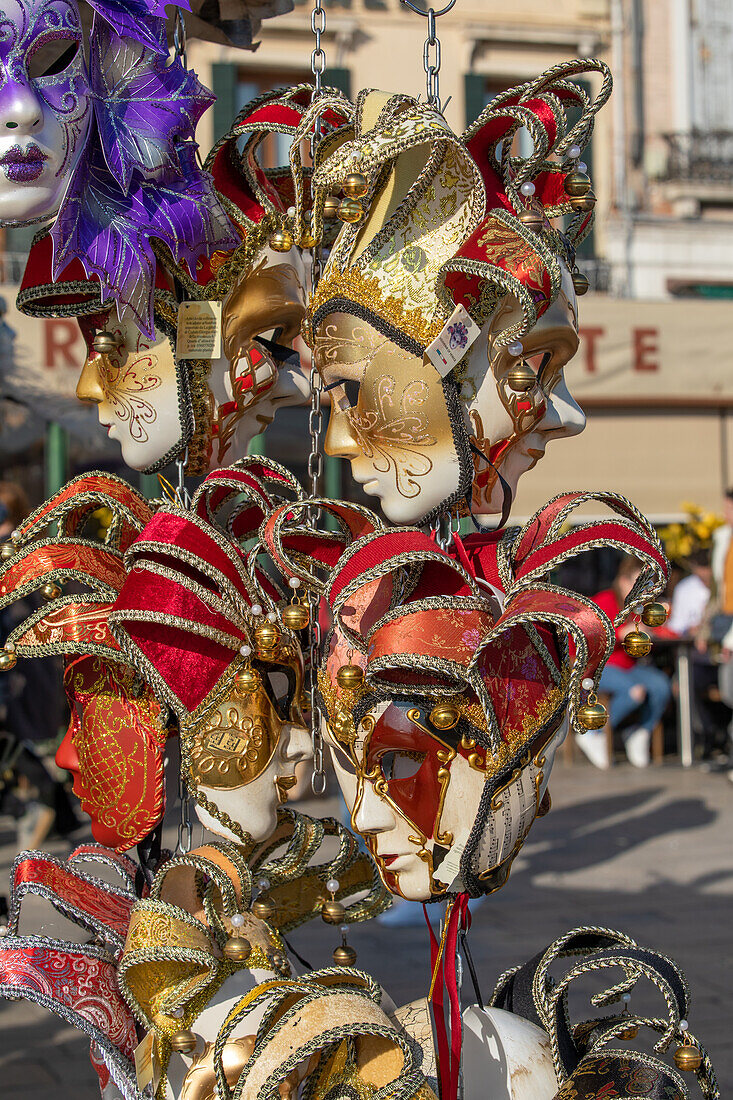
176, 300, 222, 360
425, 304, 481, 377
134, 1031, 161, 1094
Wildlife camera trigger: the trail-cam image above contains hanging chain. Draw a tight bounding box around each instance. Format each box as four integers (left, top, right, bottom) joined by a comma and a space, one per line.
308, 0, 327, 796
173, 8, 187, 66
175, 447, 192, 510
176, 761, 193, 854
400, 0, 456, 113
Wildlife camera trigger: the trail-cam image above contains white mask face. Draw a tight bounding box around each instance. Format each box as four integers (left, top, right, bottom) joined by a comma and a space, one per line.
462, 261, 585, 516
0, 0, 90, 225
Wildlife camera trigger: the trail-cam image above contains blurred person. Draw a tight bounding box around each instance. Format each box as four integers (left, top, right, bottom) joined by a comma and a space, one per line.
0, 481, 79, 849
577, 556, 671, 770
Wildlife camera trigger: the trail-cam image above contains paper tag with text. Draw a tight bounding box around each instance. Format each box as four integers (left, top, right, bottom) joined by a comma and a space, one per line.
176, 300, 222, 360
425, 304, 481, 377
134, 1031, 161, 1095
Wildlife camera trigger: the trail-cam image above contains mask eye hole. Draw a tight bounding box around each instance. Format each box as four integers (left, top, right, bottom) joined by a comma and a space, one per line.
379, 750, 425, 782
28, 37, 79, 80
258, 666, 295, 720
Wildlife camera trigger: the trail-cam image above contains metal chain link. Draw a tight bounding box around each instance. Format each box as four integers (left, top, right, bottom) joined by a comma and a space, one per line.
308, 0, 327, 796
173, 8, 187, 66
176, 764, 193, 854
175, 447, 192, 510
400, 0, 456, 113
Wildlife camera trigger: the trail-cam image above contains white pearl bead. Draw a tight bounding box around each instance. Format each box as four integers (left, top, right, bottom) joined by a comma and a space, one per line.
622, 992, 631, 1003
568, 144, 581, 159
0, 925, 7, 938
10, 529, 19, 542
340, 925, 349, 935
266, 611, 278, 623
231, 913, 245, 928
288, 577, 301, 589
251, 604, 262, 617
680, 1019, 689, 1031
257, 875, 270, 890
326, 878, 340, 893
520, 181, 536, 196
287, 206, 296, 218
240, 644, 252, 657
581, 677, 594, 691
507, 340, 523, 357
171, 1006, 184, 1018
577, 161, 588, 173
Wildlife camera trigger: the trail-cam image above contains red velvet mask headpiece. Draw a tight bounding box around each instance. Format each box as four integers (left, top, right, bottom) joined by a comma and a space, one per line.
0, 473, 170, 852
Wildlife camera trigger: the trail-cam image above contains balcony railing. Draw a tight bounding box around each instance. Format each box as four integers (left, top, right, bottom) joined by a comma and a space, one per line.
661, 131, 733, 183
575, 257, 611, 293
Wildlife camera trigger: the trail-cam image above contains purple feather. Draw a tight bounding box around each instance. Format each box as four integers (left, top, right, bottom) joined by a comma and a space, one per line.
84, 0, 191, 53
90, 19, 214, 191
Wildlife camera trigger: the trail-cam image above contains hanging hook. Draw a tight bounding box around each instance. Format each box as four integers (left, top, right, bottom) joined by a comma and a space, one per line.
399, 0, 457, 111
400, 0, 457, 17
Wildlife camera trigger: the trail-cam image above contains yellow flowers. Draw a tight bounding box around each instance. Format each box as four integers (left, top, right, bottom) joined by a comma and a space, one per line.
659, 503, 723, 562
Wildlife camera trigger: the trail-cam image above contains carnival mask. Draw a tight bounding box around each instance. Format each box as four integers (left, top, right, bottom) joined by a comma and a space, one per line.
56, 655, 168, 850
0, 0, 90, 225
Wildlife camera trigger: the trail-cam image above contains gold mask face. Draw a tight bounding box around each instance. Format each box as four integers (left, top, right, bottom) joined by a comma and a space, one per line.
314, 312, 461, 524
187, 643, 306, 794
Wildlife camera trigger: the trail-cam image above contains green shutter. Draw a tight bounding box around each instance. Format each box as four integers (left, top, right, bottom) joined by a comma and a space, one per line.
464, 72, 486, 127
325, 67, 352, 98
212, 62, 238, 145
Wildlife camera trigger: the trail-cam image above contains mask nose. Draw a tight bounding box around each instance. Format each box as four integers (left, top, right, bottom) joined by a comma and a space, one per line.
539, 379, 586, 439
76, 356, 105, 404
281, 723, 313, 766
0, 79, 43, 135
325, 407, 361, 460
354, 778, 395, 836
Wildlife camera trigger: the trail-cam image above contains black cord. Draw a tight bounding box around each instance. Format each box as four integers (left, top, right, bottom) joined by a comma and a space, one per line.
282, 933, 313, 972
458, 927, 484, 1008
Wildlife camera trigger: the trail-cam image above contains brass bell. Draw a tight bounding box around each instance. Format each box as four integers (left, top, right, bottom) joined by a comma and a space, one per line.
572, 271, 590, 296
269, 229, 294, 253
564, 170, 591, 198
343, 172, 368, 199
623, 629, 653, 659
333, 943, 357, 966
235, 667, 260, 695
337, 198, 363, 224
270, 949, 287, 970
429, 702, 460, 731
252, 894, 276, 921
0, 650, 17, 672
506, 362, 536, 393
223, 935, 251, 962
518, 207, 544, 232
92, 330, 120, 356
169, 1029, 197, 1054
619, 1023, 638, 1040
673, 1044, 702, 1072
323, 195, 340, 220
254, 621, 280, 653
642, 602, 668, 628
42, 581, 62, 601
322, 897, 346, 924
577, 699, 607, 730
299, 230, 317, 249
336, 663, 364, 691
282, 602, 310, 630
569, 188, 596, 213
0, 542, 15, 561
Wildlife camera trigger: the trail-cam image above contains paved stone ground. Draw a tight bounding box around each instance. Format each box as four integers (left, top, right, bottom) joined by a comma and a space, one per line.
1, 759, 731, 1096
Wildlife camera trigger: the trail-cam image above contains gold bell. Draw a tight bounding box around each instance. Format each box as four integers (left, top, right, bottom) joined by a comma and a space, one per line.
0, 650, 17, 672
269, 229, 294, 253
254, 621, 280, 653
234, 666, 260, 695
322, 898, 346, 924
252, 894, 276, 922
282, 602, 310, 630
42, 581, 62, 601
169, 1029, 197, 1054
572, 271, 590, 296
323, 195, 340, 220
518, 207, 544, 232
333, 943, 357, 966
564, 171, 591, 198
623, 629, 653, 659
619, 1022, 638, 1040
336, 663, 364, 691
673, 1044, 702, 1072
577, 698, 607, 731
223, 935, 251, 962
270, 949, 288, 970
337, 198, 363, 224
642, 602, 667, 628
0, 542, 15, 561
569, 188, 596, 213
506, 362, 536, 392
92, 330, 120, 355
299, 230, 317, 249
343, 172, 368, 199
429, 702, 460, 731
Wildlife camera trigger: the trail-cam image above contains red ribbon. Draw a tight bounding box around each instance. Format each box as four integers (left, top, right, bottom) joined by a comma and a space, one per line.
425, 895, 472, 1100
